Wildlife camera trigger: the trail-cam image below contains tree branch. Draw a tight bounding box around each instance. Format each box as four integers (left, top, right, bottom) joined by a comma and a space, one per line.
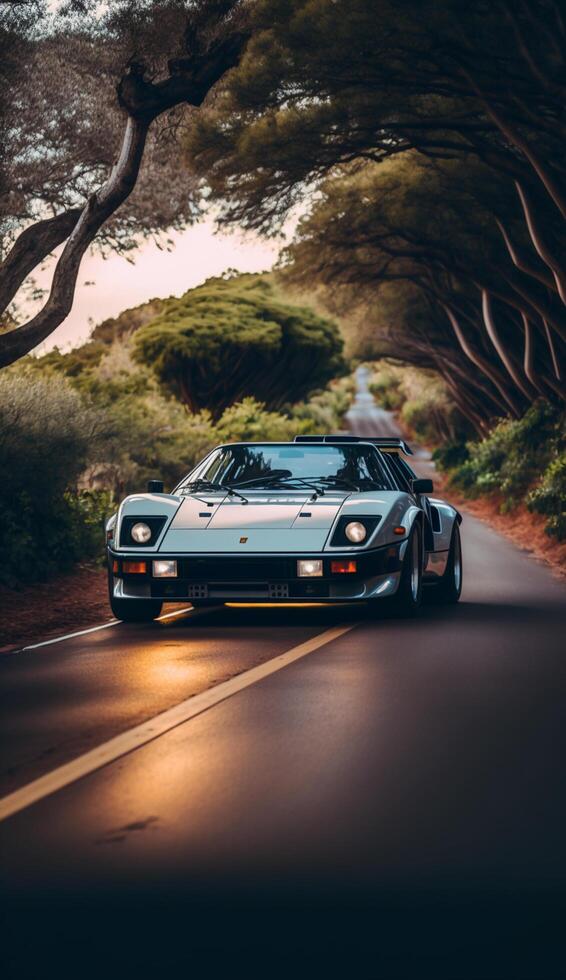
0, 28, 250, 367
0, 208, 83, 314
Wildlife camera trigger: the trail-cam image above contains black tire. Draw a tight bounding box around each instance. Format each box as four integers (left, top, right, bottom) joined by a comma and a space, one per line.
391, 523, 423, 616
432, 522, 463, 604
108, 568, 162, 622
368, 524, 423, 618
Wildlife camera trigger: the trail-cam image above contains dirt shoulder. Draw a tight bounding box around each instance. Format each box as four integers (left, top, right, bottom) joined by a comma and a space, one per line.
0, 564, 111, 654
434, 473, 566, 578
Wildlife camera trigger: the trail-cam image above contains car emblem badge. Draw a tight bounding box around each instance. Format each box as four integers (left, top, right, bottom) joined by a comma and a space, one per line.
240, 536, 248, 543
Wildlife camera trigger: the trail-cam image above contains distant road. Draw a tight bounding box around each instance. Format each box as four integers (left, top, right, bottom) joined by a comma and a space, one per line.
1, 371, 565, 979
345, 364, 405, 438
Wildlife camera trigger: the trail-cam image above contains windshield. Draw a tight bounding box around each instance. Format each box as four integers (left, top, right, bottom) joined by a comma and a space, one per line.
189, 444, 392, 491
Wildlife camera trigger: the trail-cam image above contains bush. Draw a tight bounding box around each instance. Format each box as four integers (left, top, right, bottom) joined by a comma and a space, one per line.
369, 362, 471, 445
369, 365, 404, 411
528, 455, 566, 540
0, 373, 114, 583
215, 397, 313, 443
290, 375, 355, 431
440, 400, 566, 538
449, 401, 561, 507
133, 275, 346, 418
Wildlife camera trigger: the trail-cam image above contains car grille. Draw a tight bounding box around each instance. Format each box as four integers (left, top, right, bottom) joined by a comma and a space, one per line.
181, 557, 294, 581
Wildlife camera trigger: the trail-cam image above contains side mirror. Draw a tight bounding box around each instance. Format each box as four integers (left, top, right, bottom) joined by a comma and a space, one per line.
411, 477, 433, 494
147, 479, 164, 494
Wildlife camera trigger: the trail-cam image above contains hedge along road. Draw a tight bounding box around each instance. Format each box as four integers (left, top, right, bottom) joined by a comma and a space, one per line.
1, 378, 565, 979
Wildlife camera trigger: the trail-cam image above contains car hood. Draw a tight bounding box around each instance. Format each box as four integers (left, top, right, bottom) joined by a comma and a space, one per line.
171, 491, 348, 529
159, 490, 349, 553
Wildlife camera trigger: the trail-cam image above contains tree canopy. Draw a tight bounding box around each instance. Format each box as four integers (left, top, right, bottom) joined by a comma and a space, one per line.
280, 154, 565, 430
188, 0, 566, 229
184, 0, 565, 423
0, 0, 250, 365
133, 274, 346, 417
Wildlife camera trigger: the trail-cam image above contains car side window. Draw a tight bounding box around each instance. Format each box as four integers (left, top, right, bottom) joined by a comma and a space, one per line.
366, 449, 394, 489
386, 453, 412, 491
375, 451, 401, 490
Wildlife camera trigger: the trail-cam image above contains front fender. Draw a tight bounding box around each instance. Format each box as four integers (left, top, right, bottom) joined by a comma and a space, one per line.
114, 493, 183, 552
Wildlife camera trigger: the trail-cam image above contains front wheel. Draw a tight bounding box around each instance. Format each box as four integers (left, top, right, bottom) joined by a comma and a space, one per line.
390, 524, 423, 616
432, 523, 462, 604
368, 525, 422, 618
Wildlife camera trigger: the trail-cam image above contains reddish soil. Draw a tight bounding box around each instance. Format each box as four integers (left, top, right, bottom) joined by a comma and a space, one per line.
457, 495, 565, 575
0, 564, 110, 654
434, 475, 566, 578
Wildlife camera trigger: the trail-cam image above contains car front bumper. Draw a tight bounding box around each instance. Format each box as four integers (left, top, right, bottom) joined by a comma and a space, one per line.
108, 542, 405, 603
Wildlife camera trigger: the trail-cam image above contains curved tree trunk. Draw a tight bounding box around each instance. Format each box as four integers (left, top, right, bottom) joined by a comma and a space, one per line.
495, 218, 555, 292
443, 303, 522, 416
515, 182, 566, 304
520, 313, 546, 396
0, 208, 83, 314
0, 118, 149, 368
0, 25, 249, 368
481, 289, 534, 399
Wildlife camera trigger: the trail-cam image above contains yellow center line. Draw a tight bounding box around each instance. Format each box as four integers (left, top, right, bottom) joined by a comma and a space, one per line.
0, 621, 358, 823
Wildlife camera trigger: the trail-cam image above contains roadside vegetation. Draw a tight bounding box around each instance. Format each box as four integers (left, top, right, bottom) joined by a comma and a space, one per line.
0, 274, 352, 585
368, 363, 566, 552
1, 1, 565, 589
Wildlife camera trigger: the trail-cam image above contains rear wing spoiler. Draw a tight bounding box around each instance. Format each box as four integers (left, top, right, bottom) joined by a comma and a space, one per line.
294, 435, 414, 456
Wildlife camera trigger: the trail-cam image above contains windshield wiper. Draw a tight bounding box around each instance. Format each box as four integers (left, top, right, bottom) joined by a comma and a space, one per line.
313, 476, 360, 491
233, 474, 326, 499
182, 478, 249, 504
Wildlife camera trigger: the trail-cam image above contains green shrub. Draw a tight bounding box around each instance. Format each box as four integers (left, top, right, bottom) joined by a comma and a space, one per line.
528, 455, 566, 540
432, 441, 470, 471
133, 275, 346, 418
439, 400, 565, 538
369, 365, 404, 411
290, 375, 355, 431
449, 401, 562, 507
0, 373, 113, 583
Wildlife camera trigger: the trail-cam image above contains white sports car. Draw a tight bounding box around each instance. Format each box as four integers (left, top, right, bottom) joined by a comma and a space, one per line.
105, 436, 462, 621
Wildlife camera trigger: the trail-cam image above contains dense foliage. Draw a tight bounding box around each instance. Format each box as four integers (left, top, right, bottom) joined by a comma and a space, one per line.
189, 0, 566, 234
186, 0, 565, 431
0, 275, 353, 583
280, 156, 565, 433
0, 373, 113, 583
133, 275, 345, 417
446, 402, 565, 529
371, 362, 565, 540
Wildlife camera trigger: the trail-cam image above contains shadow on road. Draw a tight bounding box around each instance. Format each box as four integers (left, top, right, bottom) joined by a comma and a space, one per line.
146, 594, 566, 634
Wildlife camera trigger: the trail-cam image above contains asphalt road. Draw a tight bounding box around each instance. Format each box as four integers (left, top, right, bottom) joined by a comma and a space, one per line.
1, 375, 565, 979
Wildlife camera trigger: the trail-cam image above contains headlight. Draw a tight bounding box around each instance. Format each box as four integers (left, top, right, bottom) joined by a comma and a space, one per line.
345, 521, 367, 543
131, 521, 152, 544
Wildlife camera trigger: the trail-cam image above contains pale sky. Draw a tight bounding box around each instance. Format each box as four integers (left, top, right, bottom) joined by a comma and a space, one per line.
28, 219, 282, 354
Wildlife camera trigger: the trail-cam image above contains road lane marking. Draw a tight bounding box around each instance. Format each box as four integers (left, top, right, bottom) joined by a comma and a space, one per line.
22, 620, 120, 650
0, 621, 357, 822
20, 606, 195, 651
157, 606, 194, 621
